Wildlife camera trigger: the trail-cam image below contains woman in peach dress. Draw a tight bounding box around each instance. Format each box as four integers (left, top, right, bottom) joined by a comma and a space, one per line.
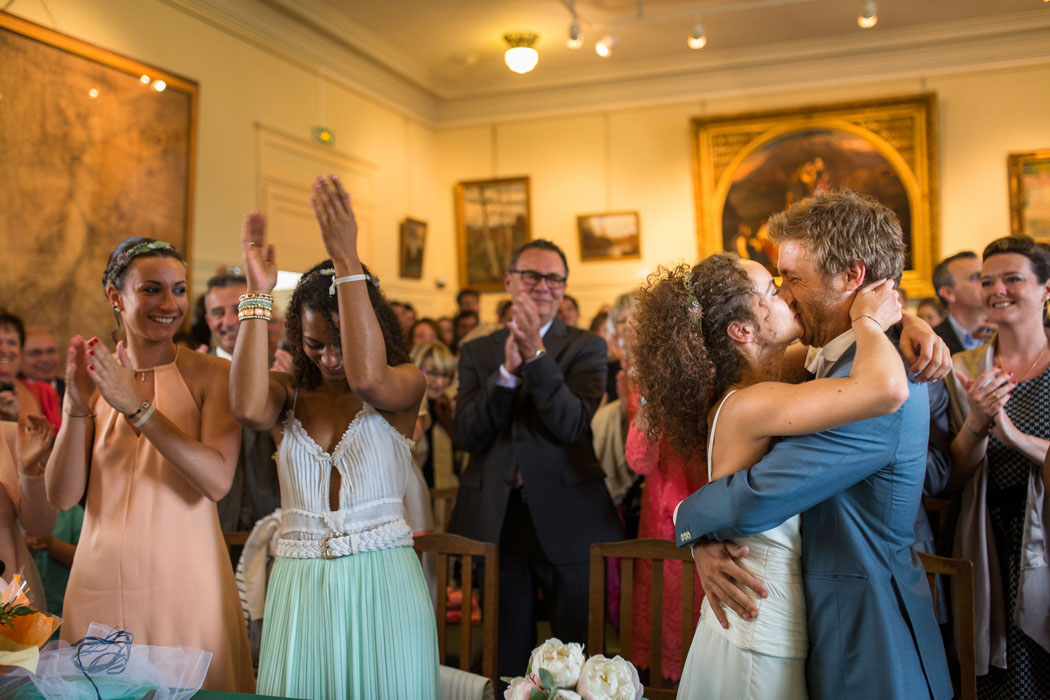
45, 238, 253, 692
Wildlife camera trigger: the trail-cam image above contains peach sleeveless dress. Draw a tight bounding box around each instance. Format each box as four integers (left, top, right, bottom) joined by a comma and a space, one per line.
61, 356, 254, 693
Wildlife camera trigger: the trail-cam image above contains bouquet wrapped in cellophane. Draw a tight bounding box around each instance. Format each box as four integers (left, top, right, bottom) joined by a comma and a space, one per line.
0, 573, 62, 674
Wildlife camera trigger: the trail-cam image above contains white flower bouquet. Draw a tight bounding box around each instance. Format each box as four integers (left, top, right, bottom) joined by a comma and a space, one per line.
503, 637, 644, 700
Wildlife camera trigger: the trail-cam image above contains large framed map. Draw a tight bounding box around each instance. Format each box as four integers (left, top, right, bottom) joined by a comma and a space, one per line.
0, 12, 197, 345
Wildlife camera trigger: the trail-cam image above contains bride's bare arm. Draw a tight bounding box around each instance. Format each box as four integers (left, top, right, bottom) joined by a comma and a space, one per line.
726, 281, 909, 446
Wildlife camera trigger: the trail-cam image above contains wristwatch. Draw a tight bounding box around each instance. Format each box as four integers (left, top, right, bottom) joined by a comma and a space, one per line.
525, 348, 546, 363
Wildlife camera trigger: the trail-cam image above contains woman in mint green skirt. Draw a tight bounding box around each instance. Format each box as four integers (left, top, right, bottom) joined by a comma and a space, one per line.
230, 175, 439, 699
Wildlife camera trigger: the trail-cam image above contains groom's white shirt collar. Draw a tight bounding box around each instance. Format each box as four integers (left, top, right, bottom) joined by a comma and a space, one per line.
804, 328, 856, 379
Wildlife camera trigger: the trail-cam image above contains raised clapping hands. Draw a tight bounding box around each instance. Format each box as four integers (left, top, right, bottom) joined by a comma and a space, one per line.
956, 365, 1015, 435
850, 279, 902, 331
509, 293, 545, 362
15, 414, 54, 474
311, 175, 359, 266
0, 389, 17, 422
83, 338, 145, 417
64, 335, 96, 416
241, 211, 277, 294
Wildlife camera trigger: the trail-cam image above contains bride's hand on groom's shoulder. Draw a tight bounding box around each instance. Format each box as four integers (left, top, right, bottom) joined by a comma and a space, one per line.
691, 541, 768, 629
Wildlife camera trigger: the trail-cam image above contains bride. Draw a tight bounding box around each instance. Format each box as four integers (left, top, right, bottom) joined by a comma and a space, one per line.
631, 254, 907, 699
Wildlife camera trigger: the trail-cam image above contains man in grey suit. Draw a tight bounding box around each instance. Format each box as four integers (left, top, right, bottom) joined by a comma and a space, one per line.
677, 191, 953, 700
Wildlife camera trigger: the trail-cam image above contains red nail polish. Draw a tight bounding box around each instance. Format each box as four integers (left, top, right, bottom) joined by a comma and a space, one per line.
88, 364, 94, 371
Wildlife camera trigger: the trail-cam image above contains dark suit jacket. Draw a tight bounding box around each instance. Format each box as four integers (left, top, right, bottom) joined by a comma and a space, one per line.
933, 317, 965, 356
449, 320, 623, 564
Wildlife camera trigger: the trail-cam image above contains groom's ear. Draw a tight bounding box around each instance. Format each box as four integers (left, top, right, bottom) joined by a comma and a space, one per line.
726, 320, 754, 344
842, 259, 867, 292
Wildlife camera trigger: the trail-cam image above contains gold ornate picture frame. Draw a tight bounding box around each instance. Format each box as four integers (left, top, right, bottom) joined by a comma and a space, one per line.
399, 217, 426, 279
455, 176, 531, 292
1008, 149, 1050, 242
691, 93, 938, 296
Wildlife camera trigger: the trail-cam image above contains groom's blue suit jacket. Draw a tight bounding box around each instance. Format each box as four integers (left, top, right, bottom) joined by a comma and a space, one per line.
674, 346, 953, 700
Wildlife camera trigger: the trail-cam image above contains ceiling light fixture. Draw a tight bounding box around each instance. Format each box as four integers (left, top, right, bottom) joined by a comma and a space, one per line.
595, 34, 617, 58
504, 32, 540, 74
687, 20, 707, 49
567, 22, 583, 49
857, 0, 877, 29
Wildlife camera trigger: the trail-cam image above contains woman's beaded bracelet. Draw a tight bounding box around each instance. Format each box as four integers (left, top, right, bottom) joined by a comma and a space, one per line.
238, 293, 273, 321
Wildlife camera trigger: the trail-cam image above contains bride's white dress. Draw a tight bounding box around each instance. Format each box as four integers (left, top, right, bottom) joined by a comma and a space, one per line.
677, 391, 809, 700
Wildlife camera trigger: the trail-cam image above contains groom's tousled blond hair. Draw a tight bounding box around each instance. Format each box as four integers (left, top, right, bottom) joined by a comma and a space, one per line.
768, 189, 905, 285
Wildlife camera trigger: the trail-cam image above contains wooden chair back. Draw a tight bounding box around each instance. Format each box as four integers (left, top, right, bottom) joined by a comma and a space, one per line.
922, 497, 951, 534
414, 533, 499, 688
588, 539, 697, 700
429, 486, 459, 532
917, 551, 977, 700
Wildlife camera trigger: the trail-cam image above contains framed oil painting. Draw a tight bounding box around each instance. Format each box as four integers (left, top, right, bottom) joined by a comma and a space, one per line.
399, 217, 426, 279
577, 211, 641, 261
0, 13, 197, 347
455, 176, 531, 291
691, 93, 938, 296
1008, 149, 1050, 242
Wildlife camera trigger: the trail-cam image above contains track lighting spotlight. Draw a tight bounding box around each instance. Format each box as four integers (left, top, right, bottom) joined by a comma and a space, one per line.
567, 22, 583, 49
857, 0, 877, 29
504, 32, 539, 74
687, 20, 707, 49
595, 34, 617, 58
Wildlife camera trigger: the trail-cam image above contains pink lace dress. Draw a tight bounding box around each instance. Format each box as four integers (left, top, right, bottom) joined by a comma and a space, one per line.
625, 422, 706, 682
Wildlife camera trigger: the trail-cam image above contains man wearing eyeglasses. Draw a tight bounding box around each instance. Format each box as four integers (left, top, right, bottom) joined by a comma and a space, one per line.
450, 239, 624, 680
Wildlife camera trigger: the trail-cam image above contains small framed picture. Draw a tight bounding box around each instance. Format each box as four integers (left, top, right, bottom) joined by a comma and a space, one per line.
576, 211, 641, 261
1008, 150, 1050, 241
399, 218, 426, 279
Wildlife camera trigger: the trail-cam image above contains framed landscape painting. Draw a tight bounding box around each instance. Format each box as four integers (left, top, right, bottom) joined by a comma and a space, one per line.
0, 13, 197, 346
455, 176, 531, 291
399, 218, 426, 279
1008, 150, 1050, 242
577, 211, 641, 261
691, 93, 938, 296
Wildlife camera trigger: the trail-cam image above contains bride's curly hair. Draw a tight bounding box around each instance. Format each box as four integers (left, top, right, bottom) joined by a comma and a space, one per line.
630, 254, 758, 459
285, 259, 409, 389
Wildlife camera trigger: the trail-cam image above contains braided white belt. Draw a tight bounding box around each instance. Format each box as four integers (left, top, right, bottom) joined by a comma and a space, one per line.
275, 519, 414, 559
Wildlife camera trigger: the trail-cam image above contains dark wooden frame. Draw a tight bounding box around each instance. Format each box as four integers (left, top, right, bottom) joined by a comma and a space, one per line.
454, 176, 531, 292
414, 533, 499, 688
399, 217, 427, 279
1007, 149, 1050, 241
0, 12, 197, 345
918, 552, 977, 700
588, 539, 697, 700
576, 210, 642, 261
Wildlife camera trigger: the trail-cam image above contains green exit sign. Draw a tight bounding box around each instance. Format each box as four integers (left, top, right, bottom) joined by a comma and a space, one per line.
314, 126, 334, 146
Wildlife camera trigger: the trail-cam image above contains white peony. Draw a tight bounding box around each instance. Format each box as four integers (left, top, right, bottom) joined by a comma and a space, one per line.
554, 691, 583, 700
528, 637, 586, 689
504, 676, 541, 700
575, 654, 643, 700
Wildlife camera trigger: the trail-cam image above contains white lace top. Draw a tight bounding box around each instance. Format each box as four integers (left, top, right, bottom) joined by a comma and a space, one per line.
274, 399, 414, 558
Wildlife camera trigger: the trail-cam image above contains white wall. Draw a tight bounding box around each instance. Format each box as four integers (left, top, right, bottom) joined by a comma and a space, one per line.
10, 0, 1050, 327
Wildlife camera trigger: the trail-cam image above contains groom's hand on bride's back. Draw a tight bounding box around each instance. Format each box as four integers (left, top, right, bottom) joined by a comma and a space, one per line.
691, 541, 768, 629
898, 313, 952, 382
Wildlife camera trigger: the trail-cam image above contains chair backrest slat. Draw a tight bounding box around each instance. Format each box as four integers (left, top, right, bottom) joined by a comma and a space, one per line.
414, 533, 499, 689
681, 559, 694, 661
588, 539, 696, 699
917, 551, 976, 700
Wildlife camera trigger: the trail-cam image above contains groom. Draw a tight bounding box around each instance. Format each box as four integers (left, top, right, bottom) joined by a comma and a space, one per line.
676, 191, 953, 700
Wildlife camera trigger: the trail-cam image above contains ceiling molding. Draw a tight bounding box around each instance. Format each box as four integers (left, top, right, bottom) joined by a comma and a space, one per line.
160, 0, 441, 125
435, 20, 1050, 126
163, 0, 1050, 128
